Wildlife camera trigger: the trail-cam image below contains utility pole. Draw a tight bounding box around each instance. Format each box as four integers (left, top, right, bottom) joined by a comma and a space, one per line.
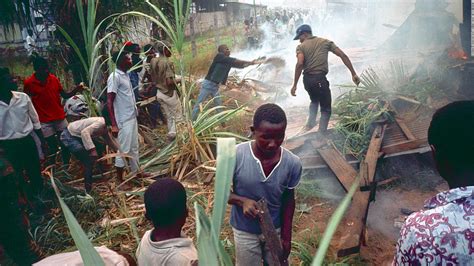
253, 0, 258, 27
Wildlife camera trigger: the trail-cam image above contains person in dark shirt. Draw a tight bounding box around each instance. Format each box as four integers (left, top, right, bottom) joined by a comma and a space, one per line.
124, 42, 142, 101
192, 44, 260, 120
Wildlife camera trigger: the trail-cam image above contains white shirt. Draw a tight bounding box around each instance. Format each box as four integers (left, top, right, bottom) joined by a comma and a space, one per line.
107, 69, 137, 125
33, 246, 129, 266
25, 35, 36, 55
67, 117, 106, 151
0, 91, 41, 140
136, 230, 198, 266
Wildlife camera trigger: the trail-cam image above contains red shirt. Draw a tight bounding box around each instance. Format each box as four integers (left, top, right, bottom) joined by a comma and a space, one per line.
23, 73, 66, 123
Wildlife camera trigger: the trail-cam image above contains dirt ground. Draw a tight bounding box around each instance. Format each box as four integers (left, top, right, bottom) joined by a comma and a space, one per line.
292, 166, 447, 265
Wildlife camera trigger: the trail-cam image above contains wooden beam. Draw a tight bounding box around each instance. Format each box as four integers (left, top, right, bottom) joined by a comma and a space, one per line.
319, 148, 358, 192
337, 125, 386, 257
381, 138, 428, 155
395, 117, 416, 140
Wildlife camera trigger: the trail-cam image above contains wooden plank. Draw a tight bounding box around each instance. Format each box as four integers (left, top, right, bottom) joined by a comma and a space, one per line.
300, 155, 327, 169
300, 154, 359, 170
319, 148, 358, 192
337, 125, 386, 257
381, 138, 428, 155
257, 199, 285, 266
395, 118, 416, 140
283, 138, 306, 152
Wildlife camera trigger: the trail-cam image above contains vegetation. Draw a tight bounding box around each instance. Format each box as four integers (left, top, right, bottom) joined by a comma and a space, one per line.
333, 60, 444, 159
1, 0, 412, 265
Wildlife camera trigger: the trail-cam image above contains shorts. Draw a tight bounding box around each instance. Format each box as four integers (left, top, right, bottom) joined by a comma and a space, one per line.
60, 129, 85, 154
41, 119, 68, 138
233, 227, 281, 266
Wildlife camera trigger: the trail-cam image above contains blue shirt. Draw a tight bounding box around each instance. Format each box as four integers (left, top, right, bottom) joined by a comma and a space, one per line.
230, 141, 302, 234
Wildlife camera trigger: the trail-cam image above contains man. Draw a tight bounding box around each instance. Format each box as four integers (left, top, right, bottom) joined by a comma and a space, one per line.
0, 151, 38, 265
228, 103, 302, 265
136, 178, 198, 265
60, 113, 116, 192
0, 67, 45, 197
124, 42, 142, 101
23, 56, 83, 164
140, 44, 166, 128
107, 51, 140, 181
192, 44, 261, 120
0, 68, 41, 265
25, 30, 37, 57
150, 41, 183, 140
291, 24, 360, 132
394, 101, 474, 265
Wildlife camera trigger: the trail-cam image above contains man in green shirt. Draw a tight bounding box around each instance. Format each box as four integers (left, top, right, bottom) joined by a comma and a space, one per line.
291, 24, 360, 132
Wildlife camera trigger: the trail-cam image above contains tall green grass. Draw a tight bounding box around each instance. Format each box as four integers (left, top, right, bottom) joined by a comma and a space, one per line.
49, 175, 105, 265
195, 138, 235, 265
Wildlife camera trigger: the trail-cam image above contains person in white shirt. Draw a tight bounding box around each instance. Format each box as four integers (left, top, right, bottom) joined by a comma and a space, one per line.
107, 51, 141, 182
0, 68, 40, 266
136, 178, 198, 266
60, 101, 117, 192
0, 67, 45, 197
33, 246, 133, 266
25, 30, 37, 57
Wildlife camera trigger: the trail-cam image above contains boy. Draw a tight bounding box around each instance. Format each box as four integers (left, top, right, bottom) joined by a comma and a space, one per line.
136, 178, 198, 265
228, 103, 302, 265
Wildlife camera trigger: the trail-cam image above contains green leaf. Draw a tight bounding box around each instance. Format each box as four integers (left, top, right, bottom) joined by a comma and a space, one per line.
211, 138, 236, 236
194, 138, 235, 266
50, 176, 105, 266
195, 203, 220, 266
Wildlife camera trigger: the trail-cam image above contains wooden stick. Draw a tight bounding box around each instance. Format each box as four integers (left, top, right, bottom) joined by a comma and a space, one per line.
256, 199, 285, 266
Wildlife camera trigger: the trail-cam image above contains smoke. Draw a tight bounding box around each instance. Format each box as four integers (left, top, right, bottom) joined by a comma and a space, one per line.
228, 0, 462, 108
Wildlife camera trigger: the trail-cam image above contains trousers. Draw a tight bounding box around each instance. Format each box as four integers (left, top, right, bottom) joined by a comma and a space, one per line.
116, 118, 139, 173
0, 135, 43, 196
302, 73, 332, 132
192, 79, 223, 120
156, 90, 183, 138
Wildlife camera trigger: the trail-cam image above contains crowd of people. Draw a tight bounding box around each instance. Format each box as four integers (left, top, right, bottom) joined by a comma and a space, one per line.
0, 16, 473, 266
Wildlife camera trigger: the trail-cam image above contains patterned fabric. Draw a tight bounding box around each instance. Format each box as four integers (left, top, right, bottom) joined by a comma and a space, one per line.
394, 186, 474, 265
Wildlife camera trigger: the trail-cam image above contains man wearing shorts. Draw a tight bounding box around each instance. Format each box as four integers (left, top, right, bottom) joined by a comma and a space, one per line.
24, 56, 83, 164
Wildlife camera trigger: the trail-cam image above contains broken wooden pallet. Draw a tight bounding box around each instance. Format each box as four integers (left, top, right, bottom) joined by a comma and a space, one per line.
319, 148, 358, 192
336, 124, 386, 257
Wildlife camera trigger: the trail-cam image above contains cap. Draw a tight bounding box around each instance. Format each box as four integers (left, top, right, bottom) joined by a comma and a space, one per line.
156, 40, 172, 53
293, 24, 312, 40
